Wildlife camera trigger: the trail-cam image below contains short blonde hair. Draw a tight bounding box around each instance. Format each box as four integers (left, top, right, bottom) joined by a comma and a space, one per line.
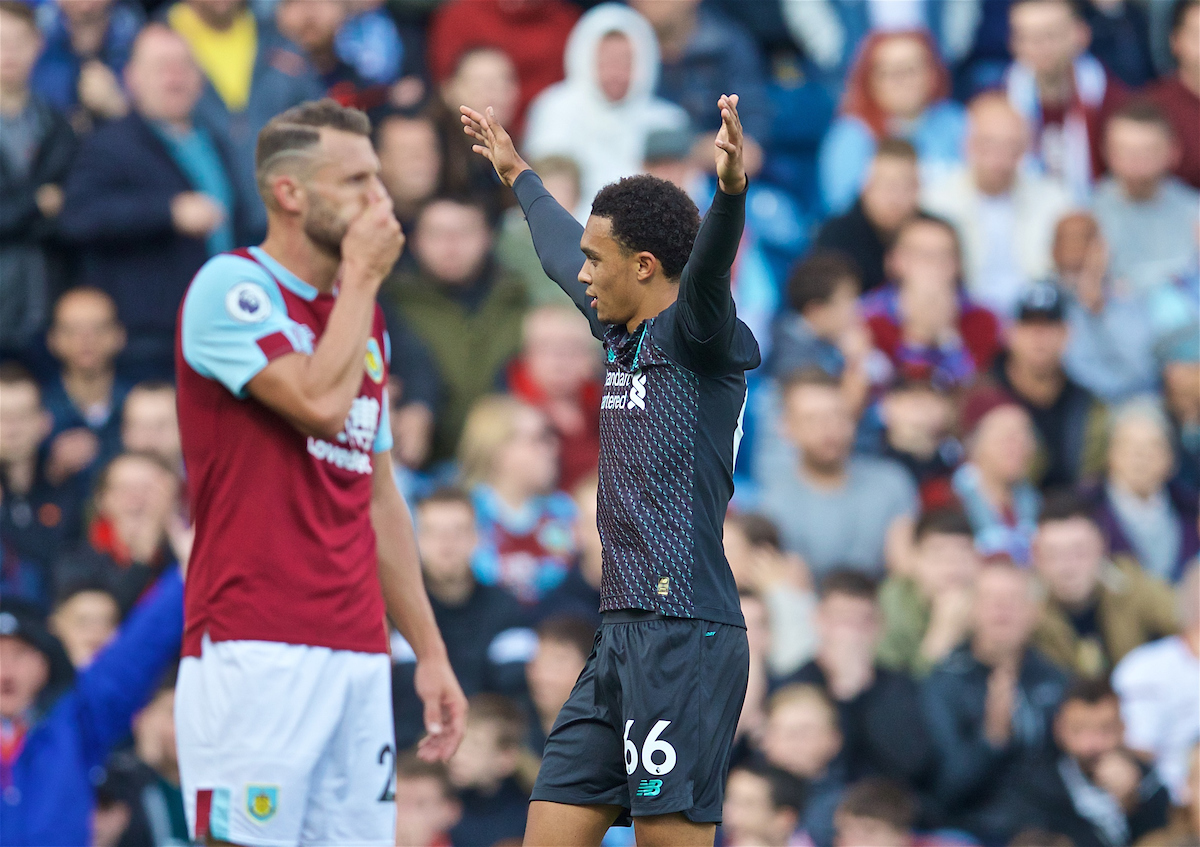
457, 395, 530, 488
766, 683, 838, 727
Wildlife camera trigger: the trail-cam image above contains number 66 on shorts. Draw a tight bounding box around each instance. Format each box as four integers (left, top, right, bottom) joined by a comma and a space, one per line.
624, 720, 677, 776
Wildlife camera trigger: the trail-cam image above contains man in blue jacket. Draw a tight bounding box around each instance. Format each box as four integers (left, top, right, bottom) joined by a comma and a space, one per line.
0, 567, 183, 847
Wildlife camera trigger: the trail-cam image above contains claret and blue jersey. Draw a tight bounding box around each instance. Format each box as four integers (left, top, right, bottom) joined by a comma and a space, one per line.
175, 246, 393, 657
513, 171, 761, 628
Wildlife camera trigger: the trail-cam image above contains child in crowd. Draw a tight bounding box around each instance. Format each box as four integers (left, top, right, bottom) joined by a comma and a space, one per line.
524, 615, 593, 752
394, 753, 462, 847
876, 379, 961, 509
723, 761, 808, 847
120, 381, 182, 473
47, 578, 118, 668
761, 684, 847, 847
833, 778, 976, 847
447, 693, 532, 847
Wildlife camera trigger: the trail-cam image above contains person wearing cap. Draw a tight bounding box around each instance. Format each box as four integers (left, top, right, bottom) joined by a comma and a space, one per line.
991, 281, 1108, 488
951, 386, 1042, 564
0, 567, 182, 847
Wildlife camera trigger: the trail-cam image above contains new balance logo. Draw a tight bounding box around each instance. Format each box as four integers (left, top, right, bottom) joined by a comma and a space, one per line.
636, 779, 663, 797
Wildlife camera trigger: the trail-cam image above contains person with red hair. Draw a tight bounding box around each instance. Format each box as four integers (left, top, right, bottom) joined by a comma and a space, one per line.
818, 29, 966, 214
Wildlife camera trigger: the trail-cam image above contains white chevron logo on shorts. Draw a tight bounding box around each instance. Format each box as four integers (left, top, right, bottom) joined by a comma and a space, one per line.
628, 373, 647, 410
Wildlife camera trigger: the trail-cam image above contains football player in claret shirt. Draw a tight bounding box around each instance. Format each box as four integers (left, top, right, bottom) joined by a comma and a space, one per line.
463, 94, 759, 847
174, 99, 465, 847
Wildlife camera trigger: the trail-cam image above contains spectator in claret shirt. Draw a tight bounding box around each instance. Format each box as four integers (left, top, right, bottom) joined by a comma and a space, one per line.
459, 396, 577, 607
1146, 0, 1200, 191
863, 214, 1001, 391
507, 304, 602, 492
1005, 0, 1128, 201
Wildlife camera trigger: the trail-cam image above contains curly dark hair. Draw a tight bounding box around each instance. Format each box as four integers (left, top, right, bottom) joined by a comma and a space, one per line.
590, 175, 700, 280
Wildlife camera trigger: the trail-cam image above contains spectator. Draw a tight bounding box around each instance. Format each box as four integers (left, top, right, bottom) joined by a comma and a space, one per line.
31, 0, 143, 129
1093, 100, 1200, 296
393, 754, 462, 847
167, 0, 323, 242
862, 214, 1001, 390
42, 287, 129, 480
876, 379, 962, 510
335, 0, 412, 89
990, 282, 1108, 488
922, 561, 1069, 845
724, 511, 817, 679
46, 578, 119, 668
1010, 830, 1073, 847
819, 30, 966, 214
375, 108, 443, 234
427, 0, 579, 133
739, 590, 773, 749
506, 305, 602, 491
0, 363, 87, 575
923, 92, 1074, 318
274, 0, 374, 109
0, 1, 76, 358
768, 252, 872, 419
120, 381, 182, 473
1005, 0, 1128, 201
758, 370, 918, 580
59, 24, 243, 381
833, 777, 965, 847
1162, 348, 1200, 495
496, 154, 584, 305
1093, 401, 1200, 584
878, 508, 982, 677
0, 542, 45, 613
951, 388, 1041, 563
1112, 562, 1200, 805
1134, 743, 1199, 847
53, 452, 185, 618
1032, 678, 1172, 845
391, 488, 534, 749
630, 0, 770, 169
1145, 0, 1200, 191
532, 474, 601, 628
525, 3, 688, 207
446, 693, 532, 847
0, 569, 183, 847
1031, 492, 1178, 678
784, 570, 935, 787
385, 195, 528, 463
1054, 212, 1159, 403
813, 139, 921, 294
459, 396, 577, 606
722, 762, 806, 847
760, 684, 846, 847
122, 670, 188, 847
1082, 0, 1156, 86
524, 615, 593, 752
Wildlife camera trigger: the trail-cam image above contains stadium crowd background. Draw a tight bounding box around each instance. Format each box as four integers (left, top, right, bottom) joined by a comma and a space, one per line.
0, 0, 1199, 845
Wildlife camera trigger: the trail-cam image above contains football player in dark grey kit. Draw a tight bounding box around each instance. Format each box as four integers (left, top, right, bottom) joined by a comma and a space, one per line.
462, 94, 759, 847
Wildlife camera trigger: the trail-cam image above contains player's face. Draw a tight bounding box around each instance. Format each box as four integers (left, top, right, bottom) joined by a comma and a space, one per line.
578, 216, 648, 327
0, 637, 50, 720
302, 129, 386, 258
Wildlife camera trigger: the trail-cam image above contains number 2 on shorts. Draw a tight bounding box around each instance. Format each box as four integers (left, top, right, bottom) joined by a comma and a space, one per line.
623, 719, 677, 776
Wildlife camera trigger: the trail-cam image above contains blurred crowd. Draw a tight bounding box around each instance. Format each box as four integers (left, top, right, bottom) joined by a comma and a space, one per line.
0, 0, 1199, 845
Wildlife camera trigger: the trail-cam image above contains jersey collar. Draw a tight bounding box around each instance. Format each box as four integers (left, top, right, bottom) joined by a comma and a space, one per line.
247, 246, 319, 301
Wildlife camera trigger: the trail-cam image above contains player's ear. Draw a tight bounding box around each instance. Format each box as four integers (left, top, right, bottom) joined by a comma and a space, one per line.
635, 251, 658, 283
271, 173, 306, 215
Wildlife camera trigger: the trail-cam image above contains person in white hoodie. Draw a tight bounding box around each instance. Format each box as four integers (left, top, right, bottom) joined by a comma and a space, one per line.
523, 3, 689, 209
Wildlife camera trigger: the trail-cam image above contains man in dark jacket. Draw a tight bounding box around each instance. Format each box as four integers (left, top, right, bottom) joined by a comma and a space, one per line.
1026, 678, 1171, 847
59, 24, 245, 381
0, 568, 183, 847
0, 1, 76, 359
922, 559, 1069, 845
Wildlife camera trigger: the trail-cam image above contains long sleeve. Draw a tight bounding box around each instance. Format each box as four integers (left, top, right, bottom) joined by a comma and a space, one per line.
922, 669, 1011, 809
675, 184, 745, 345
512, 170, 602, 340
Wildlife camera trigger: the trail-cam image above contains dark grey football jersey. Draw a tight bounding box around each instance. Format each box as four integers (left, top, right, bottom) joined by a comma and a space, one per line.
514, 172, 760, 628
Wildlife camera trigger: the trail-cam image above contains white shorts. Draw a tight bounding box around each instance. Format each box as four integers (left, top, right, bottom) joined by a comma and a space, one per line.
176, 636, 397, 847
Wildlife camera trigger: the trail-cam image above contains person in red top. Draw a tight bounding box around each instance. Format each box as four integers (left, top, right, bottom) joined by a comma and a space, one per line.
1146, 0, 1200, 190
507, 304, 602, 490
426, 0, 580, 133
174, 99, 465, 847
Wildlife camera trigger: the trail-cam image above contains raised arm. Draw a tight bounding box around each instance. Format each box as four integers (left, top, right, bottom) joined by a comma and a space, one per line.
460, 106, 602, 339
676, 95, 747, 345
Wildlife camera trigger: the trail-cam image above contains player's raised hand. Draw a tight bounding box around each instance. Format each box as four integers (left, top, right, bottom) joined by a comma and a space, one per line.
341, 192, 404, 289
414, 655, 468, 762
460, 105, 530, 188
714, 94, 747, 195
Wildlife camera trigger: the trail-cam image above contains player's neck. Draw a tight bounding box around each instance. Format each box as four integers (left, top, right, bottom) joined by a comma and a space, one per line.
625, 284, 679, 333
258, 230, 341, 294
